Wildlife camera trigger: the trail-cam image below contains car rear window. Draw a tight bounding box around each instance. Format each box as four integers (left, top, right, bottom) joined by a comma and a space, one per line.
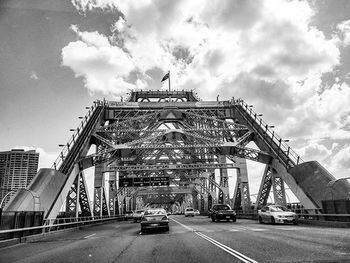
215, 205, 230, 210
186, 208, 194, 211
144, 209, 166, 215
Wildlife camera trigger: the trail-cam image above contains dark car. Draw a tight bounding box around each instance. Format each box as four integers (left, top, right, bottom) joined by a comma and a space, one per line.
211, 204, 236, 222
140, 208, 169, 233
208, 208, 213, 218
124, 211, 134, 221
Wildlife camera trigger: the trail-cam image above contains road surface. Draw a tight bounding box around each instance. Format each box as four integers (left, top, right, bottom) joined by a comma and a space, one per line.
1, 216, 349, 263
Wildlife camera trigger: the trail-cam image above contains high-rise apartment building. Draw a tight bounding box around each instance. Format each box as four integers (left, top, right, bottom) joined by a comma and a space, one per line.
0, 149, 39, 208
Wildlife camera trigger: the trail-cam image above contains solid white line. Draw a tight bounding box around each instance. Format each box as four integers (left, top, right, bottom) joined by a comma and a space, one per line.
249, 228, 267, 232
170, 218, 258, 263
84, 233, 96, 239
170, 218, 194, 231
196, 232, 258, 263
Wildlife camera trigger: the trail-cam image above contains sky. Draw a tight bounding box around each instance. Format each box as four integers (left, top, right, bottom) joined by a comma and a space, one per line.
1, 0, 350, 198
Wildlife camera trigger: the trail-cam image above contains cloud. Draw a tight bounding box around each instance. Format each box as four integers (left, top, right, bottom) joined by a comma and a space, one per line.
336, 20, 350, 47
30, 71, 38, 80
331, 145, 350, 170
64, 0, 350, 174
62, 25, 137, 95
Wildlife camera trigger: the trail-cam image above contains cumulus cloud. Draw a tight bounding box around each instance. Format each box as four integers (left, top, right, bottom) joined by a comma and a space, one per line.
336, 20, 350, 47
63, 0, 350, 170
332, 145, 350, 170
62, 25, 137, 95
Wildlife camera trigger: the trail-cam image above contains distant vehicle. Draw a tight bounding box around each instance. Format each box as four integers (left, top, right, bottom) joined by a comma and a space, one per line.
184, 207, 195, 217
208, 208, 213, 218
124, 211, 134, 221
194, 209, 200, 216
258, 205, 298, 225
140, 208, 169, 233
211, 204, 236, 222
133, 209, 145, 222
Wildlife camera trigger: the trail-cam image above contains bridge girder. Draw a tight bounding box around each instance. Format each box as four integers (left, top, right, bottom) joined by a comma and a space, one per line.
7, 90, 349, 220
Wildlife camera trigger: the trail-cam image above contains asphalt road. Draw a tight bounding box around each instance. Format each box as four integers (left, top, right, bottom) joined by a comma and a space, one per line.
1, 216, 350, 263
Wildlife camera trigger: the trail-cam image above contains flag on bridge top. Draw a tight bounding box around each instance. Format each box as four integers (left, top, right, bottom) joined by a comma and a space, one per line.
161, 72, 170, 82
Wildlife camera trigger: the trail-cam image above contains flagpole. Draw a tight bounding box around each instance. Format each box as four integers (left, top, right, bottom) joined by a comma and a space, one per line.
168, 71, 171, 91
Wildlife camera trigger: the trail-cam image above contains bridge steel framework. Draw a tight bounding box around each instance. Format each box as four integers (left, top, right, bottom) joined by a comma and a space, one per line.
5, 90, 350, 219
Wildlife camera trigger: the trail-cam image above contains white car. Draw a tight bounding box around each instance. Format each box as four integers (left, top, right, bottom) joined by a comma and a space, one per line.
194, 209, 200, 216
258, 205, 298, 225
184, 207, 195, 217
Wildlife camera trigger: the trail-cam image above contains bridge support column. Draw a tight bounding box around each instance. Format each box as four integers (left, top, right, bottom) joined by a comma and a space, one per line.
202, 193, 208, 214
94, 163, 109, 216
255, 165, 273, 210
108, 172, 117, 216
272, 172, 287, 206
219, 155, 230, 204
233, 157, 251, 212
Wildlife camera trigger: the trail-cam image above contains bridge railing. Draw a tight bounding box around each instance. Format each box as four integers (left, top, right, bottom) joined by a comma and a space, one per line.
0, 214, 123, 241
51, 100, 105, 171
234, 98, 303, 167
235, 210, 350, 222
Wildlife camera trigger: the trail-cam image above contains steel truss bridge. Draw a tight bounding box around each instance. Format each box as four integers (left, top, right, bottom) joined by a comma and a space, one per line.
4, 90, 350, 219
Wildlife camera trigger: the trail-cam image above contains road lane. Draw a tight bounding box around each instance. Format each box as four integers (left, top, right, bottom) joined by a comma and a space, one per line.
0, 216, 349, 263
172, 216, 350, 262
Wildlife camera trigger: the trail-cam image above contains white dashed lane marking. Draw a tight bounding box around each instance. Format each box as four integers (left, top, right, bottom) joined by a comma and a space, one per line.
84, 233, 96, 239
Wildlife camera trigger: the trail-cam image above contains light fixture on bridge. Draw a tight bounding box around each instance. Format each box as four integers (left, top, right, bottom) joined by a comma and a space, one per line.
69, 129, 75, 131
58, 144, 65, 147
85, 107, 90, 109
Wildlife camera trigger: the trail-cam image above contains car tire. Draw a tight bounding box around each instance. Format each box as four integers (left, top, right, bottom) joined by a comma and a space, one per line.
258, 216, 263, 224
232, 217, 236, 222
165, 226, 170, 232
293, 220, 298, 225
211, 216, 215, 222
271, 216, 276, 225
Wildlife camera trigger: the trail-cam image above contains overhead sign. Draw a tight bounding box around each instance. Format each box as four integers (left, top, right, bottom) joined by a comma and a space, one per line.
119, 176, 170, 187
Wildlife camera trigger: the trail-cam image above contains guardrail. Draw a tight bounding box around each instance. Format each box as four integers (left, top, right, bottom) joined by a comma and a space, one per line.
0, 215, 123, 240
234, 98, 303, 167
235, 210, 350, 222
51, 100, 105, 171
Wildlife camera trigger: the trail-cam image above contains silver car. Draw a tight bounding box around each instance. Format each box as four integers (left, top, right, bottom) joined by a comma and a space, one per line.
140, 208, 169, 233
258, 205, 298, 225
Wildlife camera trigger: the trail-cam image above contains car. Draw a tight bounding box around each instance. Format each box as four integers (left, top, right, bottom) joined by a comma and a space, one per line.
124, 211, 134, 221
184, 207, 195, 217
133, 209, 145, 222
140, 208, 169, 233
258, 205, 298, 225
211, 204, 236, 222
208, 208, 213, 218
194, 209, 200, 216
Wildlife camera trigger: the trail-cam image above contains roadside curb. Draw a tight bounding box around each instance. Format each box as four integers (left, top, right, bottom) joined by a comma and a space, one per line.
0, 238, 20, 248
